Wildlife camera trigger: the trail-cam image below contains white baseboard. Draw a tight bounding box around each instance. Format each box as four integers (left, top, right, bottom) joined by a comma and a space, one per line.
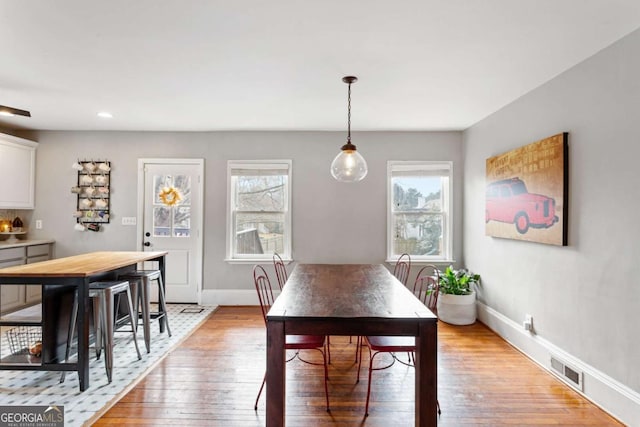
477, 302, 640, 426
201, 289, 279, 306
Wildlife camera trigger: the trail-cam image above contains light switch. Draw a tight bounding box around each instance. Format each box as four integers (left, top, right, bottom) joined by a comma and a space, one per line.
121, 217, 137, 226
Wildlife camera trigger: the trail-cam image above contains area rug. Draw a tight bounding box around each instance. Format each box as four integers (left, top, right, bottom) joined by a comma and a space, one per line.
0, 304, 215, 426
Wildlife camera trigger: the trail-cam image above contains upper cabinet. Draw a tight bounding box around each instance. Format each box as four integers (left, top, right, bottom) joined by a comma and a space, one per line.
0, 133, 37, 209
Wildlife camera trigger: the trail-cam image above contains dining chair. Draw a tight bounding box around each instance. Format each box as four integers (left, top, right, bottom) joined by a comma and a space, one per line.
252, 265, 330, 412
272, 252, 288, 290
61, 280, 142, 383
273, 254, 332, 363
351, 253, 414, 361
393, 253, 412, 285
356, 265, 441, 417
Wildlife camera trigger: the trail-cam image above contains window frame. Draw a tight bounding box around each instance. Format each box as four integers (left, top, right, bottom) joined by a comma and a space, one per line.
386, 160, 453, 264
225, 159, 292, 264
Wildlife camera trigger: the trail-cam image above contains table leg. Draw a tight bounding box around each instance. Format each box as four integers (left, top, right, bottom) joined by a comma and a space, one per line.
77, 278, 90, 391
266, 319, 285, 427
415, 320, 437, 427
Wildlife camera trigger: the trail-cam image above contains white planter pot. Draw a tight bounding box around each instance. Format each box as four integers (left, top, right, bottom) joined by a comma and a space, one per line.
437, 290, 476, 325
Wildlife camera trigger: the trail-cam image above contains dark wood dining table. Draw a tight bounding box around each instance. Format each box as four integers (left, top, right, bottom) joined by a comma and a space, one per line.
0, 250, 167, 391
266, 263, 438, 426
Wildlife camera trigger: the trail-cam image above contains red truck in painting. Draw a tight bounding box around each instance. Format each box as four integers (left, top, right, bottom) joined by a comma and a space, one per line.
486, 178, 558, 234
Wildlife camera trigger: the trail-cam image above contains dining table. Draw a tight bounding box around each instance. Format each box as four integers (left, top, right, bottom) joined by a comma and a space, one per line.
266, 263, 438, 427
0, 250, 167, 391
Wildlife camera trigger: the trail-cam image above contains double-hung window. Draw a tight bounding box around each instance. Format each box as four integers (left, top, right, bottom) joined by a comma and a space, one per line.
387, 161, 453, 263
226, 160, 292, 262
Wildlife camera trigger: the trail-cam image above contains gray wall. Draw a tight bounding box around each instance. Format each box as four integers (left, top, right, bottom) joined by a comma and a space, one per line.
27, 130, 463, 292
463, 28, 640, 394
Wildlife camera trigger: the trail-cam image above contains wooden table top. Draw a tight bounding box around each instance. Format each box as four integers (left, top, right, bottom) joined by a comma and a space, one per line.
0, 251, 167, 278
268, 264, 436, 321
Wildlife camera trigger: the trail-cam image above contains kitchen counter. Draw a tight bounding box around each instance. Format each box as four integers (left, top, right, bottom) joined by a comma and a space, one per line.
0, 239, 55, 249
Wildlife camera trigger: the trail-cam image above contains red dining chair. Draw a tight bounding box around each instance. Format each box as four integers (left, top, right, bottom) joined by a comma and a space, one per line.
352, 253, 413, 361
273, 254, 332, 363
253, 265, 330, 412
272, 252, 288, 290
393, 253, 411, 285
356, 265, 441, 417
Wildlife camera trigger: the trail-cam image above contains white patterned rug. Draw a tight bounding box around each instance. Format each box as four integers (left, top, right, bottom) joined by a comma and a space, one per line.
0, 304, 215, 426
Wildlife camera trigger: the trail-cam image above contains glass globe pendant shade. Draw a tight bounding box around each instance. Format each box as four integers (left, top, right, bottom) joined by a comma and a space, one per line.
330, 144, 368, 182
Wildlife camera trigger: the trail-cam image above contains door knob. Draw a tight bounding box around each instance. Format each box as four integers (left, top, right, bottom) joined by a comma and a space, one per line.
143, 242, 151, 247
145, 232, 151, 237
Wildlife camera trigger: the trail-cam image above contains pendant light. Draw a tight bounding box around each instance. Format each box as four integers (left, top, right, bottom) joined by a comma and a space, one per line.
0, 105, 31, 117
330, 76, 368, 182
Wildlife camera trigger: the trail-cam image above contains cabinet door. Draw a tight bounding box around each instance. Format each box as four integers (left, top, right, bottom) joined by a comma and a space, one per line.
0, 259, 26, 313
0, 134, 38, 209
25, 253, 49, 304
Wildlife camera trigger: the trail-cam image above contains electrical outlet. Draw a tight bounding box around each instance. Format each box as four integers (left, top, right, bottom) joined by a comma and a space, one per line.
121, 217, 137, 226
35, 220, 43, 229
523, 314, 533, 332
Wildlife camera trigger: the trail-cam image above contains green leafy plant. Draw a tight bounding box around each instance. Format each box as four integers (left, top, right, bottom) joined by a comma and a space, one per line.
438, 266, 481, 295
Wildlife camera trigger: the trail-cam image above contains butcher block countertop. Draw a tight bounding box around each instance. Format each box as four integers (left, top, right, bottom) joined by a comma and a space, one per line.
0, 251, 167, 278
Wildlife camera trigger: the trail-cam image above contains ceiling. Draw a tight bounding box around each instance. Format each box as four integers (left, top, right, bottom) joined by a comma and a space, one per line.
1, 1, 640, 132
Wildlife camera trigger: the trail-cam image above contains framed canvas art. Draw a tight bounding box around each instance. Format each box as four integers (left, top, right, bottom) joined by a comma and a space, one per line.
485, 132, 568, 246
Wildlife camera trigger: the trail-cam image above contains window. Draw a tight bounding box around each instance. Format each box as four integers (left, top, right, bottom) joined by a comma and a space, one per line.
387, 161, 453, 262
226, 160, 292, 262
152, 174, 191, 237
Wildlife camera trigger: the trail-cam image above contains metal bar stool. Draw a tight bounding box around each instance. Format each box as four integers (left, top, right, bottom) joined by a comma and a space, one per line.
61, 280, 142, 383
118, 269, 172, 354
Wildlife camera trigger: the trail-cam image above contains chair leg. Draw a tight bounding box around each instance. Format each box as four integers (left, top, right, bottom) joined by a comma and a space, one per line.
124, 286, 142, 360
326, 335, 331, 364
60, 291, 79, 383
364, 349, 377, 417
254, 372, 266, 410
356, 336, 363, 383
322, 345, 330, 412
138, 278, 151, 353
93, 295, 102, 359
156, 275, 172, 336
102, 291, 113, 383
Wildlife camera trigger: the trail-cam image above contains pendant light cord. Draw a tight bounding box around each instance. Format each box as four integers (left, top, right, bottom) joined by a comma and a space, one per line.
347, 82, 352, 143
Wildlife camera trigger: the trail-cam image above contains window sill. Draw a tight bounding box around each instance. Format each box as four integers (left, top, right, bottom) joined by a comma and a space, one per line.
385, 259, 456, 266
225, 258, 293, 265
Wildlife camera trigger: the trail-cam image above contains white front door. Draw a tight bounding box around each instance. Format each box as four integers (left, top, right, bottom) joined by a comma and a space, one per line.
137, 159, 203, 303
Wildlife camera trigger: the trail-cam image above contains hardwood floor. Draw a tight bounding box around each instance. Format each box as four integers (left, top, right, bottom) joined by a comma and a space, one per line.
94, 306, 621, 426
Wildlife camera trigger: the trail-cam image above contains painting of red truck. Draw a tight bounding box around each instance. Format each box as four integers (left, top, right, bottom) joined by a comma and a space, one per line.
486, 133, 567, 246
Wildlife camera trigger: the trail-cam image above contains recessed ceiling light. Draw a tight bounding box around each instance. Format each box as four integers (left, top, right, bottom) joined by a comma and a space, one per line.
97, 111, 113, 119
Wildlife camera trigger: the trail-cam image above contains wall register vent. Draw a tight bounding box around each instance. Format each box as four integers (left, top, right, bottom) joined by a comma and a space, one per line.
550, 354, 583, 392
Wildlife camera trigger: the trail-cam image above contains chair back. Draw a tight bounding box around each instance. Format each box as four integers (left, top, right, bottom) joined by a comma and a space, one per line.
393, 253, 411, 285
273, 253, 288, 290
253, 265, 275, 324
413, 265, 440, 312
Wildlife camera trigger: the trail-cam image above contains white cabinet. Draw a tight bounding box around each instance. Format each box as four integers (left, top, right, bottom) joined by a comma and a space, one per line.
0, 133, 38, 209
0, 242, 53, 313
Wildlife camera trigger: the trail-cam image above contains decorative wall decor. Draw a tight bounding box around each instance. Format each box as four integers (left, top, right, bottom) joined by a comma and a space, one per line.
485, 133, 568, 246
73, 160, 110, 231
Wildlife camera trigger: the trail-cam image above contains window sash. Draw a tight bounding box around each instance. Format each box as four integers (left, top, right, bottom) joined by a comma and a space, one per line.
387, 161, 453, 262
227, 160, 292, 261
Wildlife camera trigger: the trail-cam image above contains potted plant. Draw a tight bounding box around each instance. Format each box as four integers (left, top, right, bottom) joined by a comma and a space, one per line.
437, 266, 481, 325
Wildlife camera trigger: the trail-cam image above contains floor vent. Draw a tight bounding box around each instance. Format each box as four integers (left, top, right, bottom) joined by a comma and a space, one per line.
550, 355, 583, 391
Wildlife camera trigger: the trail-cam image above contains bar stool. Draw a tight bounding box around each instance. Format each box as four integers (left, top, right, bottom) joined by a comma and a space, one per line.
61, 280, 142, 383
118, 270, 172, 354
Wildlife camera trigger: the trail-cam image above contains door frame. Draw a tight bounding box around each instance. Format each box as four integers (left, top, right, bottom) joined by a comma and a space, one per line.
136, 158, 205, 304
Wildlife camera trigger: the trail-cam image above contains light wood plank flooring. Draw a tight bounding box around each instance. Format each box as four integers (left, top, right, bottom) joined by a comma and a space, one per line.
94, 306, 621, 426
